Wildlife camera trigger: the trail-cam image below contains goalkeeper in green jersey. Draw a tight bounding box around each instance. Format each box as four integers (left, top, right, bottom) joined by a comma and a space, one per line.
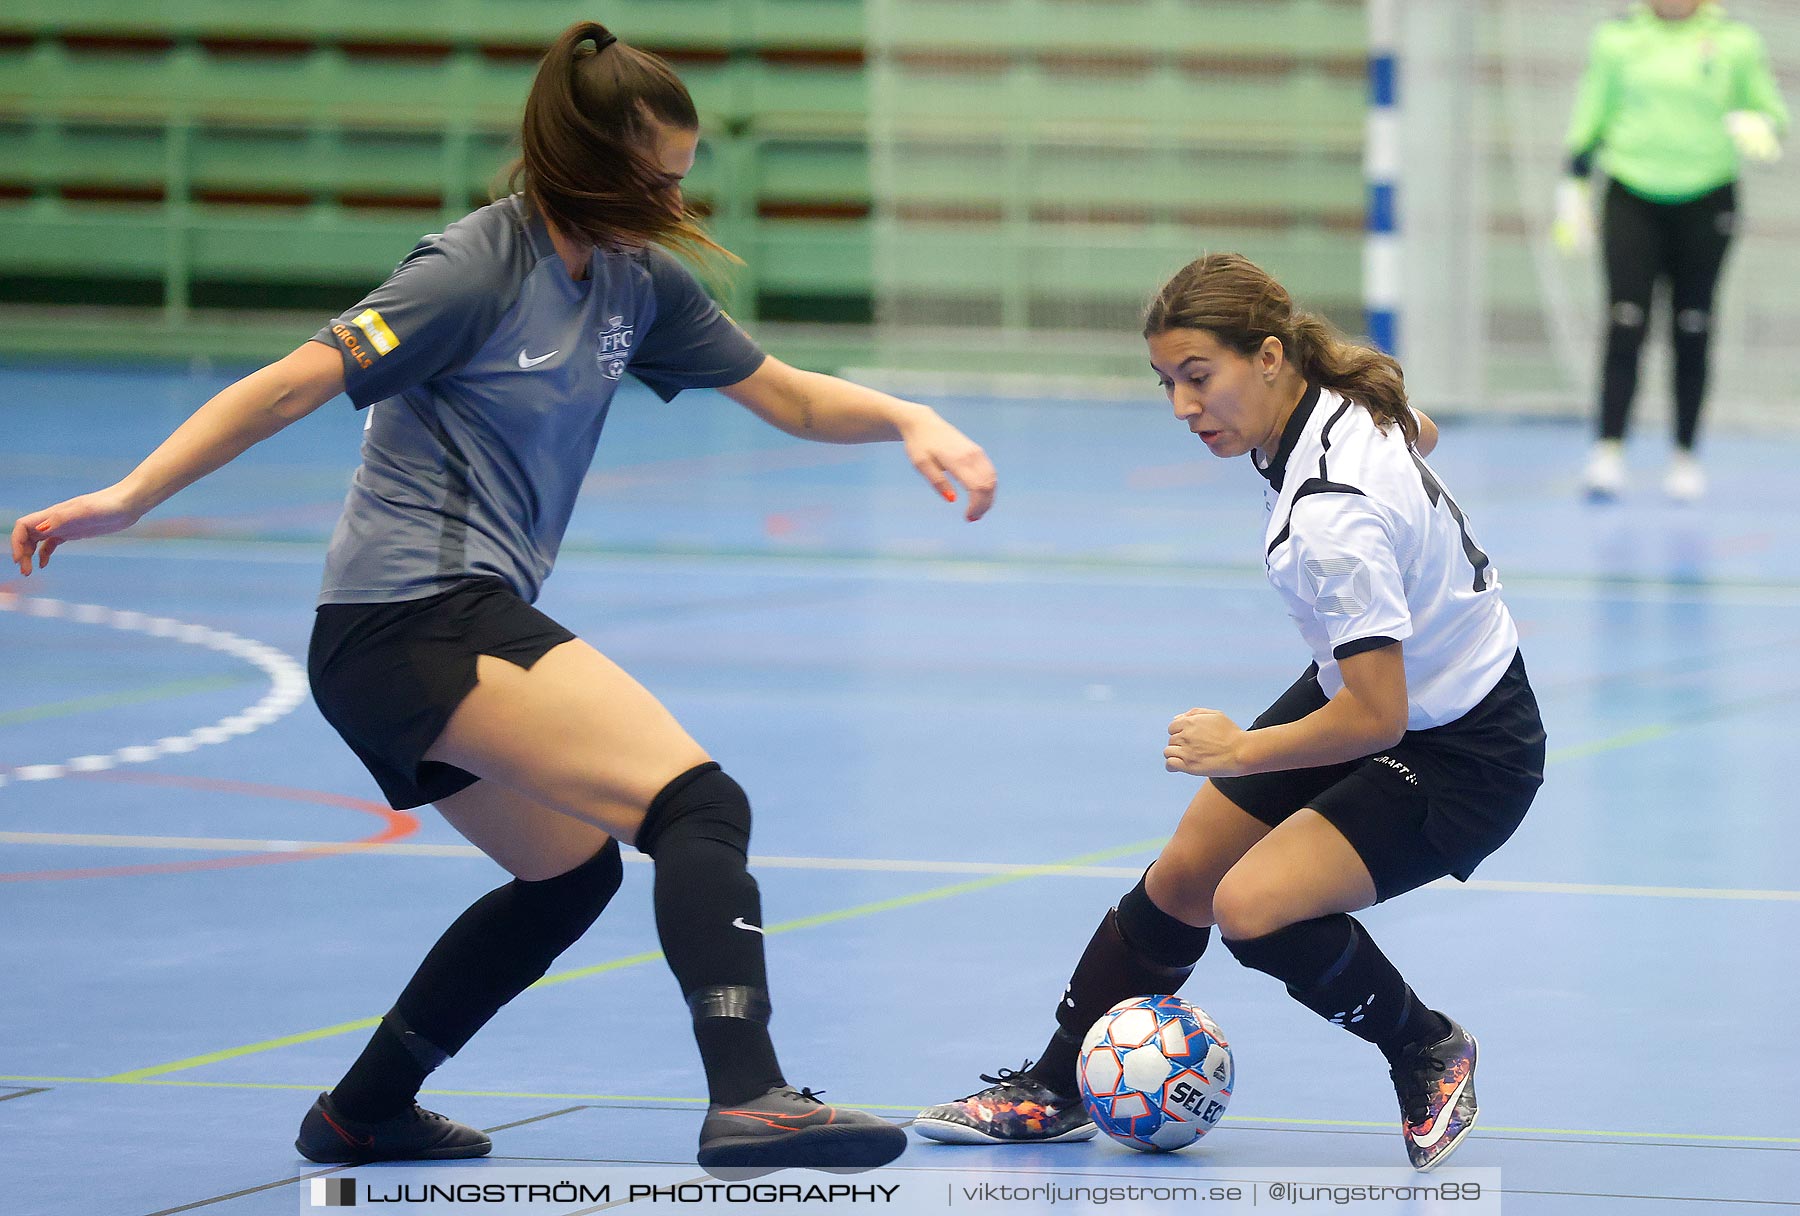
1552, 0, 1788, 501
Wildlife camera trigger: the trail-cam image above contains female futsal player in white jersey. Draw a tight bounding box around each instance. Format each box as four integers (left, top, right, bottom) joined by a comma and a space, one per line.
11, 20, 994, 1175
914, 253, 1545, 1172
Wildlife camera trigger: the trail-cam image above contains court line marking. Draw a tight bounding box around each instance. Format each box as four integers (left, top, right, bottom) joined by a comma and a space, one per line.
93, 836, 1171, 1083
0, 674, 255, 728
0, 773, 418, 882
1, 1075, 1793, 1148
48, 537, 1800, 606
9, 576, 1793, 1127
0, 592, 308, 790
482, 1105, 593, 1133
140, 1167, 347, 1216
5, 832, 1798, 903
1497, 1190, 1797, 1208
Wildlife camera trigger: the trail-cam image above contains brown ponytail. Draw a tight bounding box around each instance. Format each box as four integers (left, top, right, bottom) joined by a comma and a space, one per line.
506, 21, 736, 270
1143, 253, 1415, 446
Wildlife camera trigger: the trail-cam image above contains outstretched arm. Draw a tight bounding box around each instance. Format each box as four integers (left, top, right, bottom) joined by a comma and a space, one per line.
11, 340, 345, 574
719, 355, 997, 521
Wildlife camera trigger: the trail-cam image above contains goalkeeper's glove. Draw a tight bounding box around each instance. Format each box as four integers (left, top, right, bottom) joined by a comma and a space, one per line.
1551, 177, 1595, 256
1727, 110, 1782, 163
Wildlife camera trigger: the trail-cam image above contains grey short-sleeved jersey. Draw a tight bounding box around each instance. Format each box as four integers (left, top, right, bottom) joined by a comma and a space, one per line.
310, 196, 765, 605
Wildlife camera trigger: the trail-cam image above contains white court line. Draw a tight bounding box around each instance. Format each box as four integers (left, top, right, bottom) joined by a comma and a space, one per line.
2, 830, 1797, 903
53, 539, 1800, 607
0, 593, 308, 790
0, 831, 1136, 877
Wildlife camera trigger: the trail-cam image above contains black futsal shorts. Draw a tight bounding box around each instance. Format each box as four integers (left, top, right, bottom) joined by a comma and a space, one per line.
308, 578, 576, 810
1208, 649, 1545, 902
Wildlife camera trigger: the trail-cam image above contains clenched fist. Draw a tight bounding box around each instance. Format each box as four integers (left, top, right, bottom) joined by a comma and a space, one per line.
1165, 707, 1250, 777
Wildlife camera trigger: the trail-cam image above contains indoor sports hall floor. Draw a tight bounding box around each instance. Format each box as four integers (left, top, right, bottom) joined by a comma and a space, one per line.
2, 360, 1795, 1214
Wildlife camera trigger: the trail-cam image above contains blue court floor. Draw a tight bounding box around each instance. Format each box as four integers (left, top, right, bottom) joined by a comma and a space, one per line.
1, 361, 1796, 1214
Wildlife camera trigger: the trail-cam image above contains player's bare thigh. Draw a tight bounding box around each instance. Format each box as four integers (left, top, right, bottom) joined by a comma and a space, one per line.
423, 638, 711, 848
432, 779, 617, 881
1143, 781, 1274, 927
1210, 809, 1378, 941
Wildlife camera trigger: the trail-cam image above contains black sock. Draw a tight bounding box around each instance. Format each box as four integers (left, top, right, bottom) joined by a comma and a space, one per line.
332, 1015, 432, 1123
1024, 874, 1212, 1099
637, 763, 785, 1105
330, 840, 623, 1122
1223, 914, 1449, 1065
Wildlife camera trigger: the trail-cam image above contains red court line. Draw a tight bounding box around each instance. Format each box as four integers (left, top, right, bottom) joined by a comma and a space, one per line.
0, 771, 419, 882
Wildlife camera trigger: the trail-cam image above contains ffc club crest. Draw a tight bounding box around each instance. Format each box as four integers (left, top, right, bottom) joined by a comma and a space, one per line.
597, 315, 634, 379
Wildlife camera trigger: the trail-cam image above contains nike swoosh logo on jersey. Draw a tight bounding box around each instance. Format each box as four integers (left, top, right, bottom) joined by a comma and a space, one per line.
731, 917, 765, 934
1409, 1072, 1471, 1150
517, 348, 560, 369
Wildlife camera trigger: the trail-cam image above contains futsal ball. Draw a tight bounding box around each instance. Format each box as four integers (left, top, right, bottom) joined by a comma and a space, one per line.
1077, 994, 1233, 1152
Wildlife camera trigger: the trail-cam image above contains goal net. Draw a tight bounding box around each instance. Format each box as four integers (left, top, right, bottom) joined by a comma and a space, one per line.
863, 0, 1800, 427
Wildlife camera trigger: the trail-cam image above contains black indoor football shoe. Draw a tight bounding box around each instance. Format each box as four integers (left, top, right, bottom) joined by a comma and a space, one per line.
295, 1091, 492, 1164
912, 1065, 1097, 1144
696, 1085, 906, 1176
1389, 1016, 1479, 1172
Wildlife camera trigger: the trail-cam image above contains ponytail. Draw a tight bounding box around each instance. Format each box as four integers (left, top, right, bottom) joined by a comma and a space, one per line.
1286, 313, 1415, 445
505, 21, 737, 272
1144, 253, 1415, 445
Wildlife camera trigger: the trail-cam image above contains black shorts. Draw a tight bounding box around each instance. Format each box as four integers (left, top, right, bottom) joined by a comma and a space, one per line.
1209, 649, 1545, 902
308, 579, 577, 810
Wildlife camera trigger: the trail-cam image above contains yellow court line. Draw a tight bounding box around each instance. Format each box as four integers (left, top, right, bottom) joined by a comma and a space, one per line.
0, 674, 253, 728
1550, 723, 1676, 764
73, 685, 1800, 1082
1217, 1114, 1800, 1145
96, 837, 1171, 1082
100, 1018, 383, 1083
64, 709, 1798, 1084
2, 1074, 1794, 1145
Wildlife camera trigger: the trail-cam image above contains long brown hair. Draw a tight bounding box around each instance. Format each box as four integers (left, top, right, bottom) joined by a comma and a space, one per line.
506, 21, 734, 267
1143, 253, 1415, 445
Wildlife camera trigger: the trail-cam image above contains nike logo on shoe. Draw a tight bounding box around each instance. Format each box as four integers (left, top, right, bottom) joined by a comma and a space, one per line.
717, 1107, 834, 1130
732, 917, 765, 934
320, 1108, 376, 1149
1409, 1072, 1472, 1150
517, 348, 560, 369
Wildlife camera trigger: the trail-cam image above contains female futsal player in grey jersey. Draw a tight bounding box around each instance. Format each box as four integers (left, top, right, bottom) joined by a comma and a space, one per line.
11, 21, 994, 1175
915, 254, 1544, 1172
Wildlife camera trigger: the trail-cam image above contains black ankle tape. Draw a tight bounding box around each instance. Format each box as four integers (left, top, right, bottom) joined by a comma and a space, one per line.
686, 984, 771, 1023
383, 1009, 452, 1072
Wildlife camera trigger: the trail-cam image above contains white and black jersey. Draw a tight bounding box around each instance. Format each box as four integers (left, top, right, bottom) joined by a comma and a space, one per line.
1254, 385, 1518, 729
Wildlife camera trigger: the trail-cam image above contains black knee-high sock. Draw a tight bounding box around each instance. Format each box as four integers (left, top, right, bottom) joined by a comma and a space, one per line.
1224, 914, 1448, 1065
1023, 874, 1212, 1099
331, 840, 624, 1121
636, 763, 785, 1106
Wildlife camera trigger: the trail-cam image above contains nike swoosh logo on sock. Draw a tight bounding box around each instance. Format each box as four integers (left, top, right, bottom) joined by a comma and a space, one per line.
731, 917, 765, 934
517, 348, 560, 369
